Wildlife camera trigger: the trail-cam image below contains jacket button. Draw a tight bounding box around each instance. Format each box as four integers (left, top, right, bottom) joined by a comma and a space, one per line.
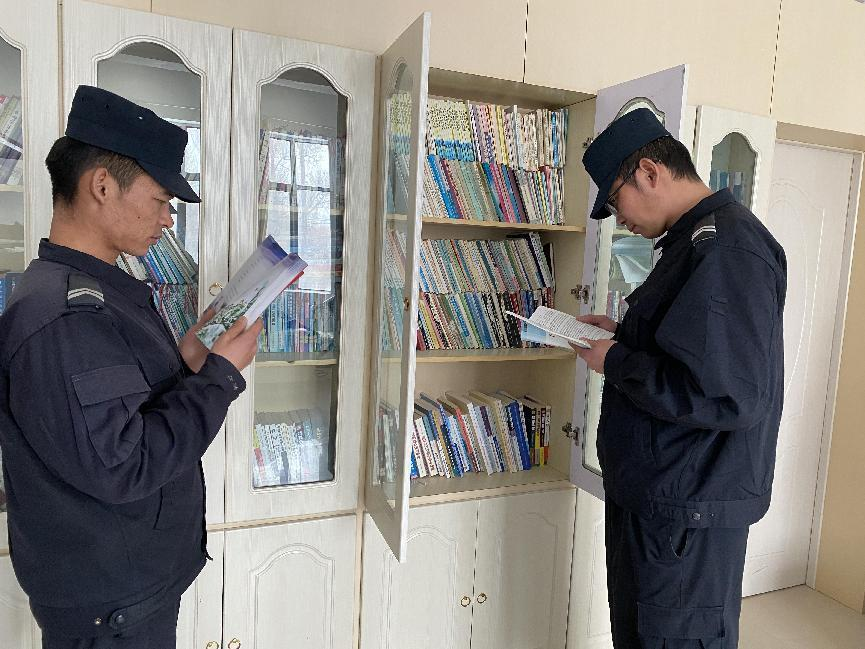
94, 617, 102, 626
691, 512, 702, 521
115, 614, 126, 625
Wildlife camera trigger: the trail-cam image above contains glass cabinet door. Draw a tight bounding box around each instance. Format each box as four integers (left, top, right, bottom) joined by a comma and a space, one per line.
572, 65, 689, 500
0, 0, 60, 562
693, 105, 777, 222
97, 43, 203, 342
367, 13, 430, 562
63, 0, 233, 523
226, 29, 374, 521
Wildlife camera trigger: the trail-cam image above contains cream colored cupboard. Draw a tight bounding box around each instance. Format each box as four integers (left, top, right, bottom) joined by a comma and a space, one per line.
361, 489, 576, 649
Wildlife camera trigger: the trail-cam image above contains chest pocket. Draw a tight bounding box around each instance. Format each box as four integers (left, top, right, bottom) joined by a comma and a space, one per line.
618, 286, 670, 353
71, 365, 151, 468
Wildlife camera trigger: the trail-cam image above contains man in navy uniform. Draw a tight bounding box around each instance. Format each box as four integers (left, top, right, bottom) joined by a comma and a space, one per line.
0, 86, 262, 648
575, 108, 786, 649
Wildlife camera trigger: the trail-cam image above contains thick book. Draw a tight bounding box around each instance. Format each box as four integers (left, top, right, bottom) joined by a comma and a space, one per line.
506, 305, 614, 350
197, 235, 307, 348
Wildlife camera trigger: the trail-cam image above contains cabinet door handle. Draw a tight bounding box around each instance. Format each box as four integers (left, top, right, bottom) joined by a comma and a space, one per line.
460, 595, 471, 607
227, 639, 241, 649
476, 592, 487, 604
205, 642, 220, 649
209, 281, 225, 297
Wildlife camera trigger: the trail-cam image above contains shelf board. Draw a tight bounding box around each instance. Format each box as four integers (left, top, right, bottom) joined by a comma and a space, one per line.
422, 216, 585, 233
408, 464, 573, 506
414, 348, 574, 363
256, 352, 338, 367
0, 184, 23, 193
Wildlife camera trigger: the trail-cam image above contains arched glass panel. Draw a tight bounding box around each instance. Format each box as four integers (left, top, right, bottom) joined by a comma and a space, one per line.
710, 132, 756, 209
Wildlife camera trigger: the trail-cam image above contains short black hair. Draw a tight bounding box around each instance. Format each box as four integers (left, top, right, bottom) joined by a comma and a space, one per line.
45, 136, 145, 205
618, 135, 701, 185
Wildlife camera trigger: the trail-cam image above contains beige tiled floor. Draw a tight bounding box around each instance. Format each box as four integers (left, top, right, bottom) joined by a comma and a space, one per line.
740, 585, 865, 649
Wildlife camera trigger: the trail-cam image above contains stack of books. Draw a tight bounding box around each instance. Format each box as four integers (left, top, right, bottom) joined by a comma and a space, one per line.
374, 390, 551, 484
381, 230, 555, 351
258, 288, 338, 354
252, 408, 332, 488
117, 228, 198, 342
423, 98, 568, 225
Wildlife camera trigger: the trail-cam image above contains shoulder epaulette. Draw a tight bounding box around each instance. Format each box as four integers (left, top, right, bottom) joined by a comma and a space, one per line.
67, 272, 104, 308
691, 213, 717, 245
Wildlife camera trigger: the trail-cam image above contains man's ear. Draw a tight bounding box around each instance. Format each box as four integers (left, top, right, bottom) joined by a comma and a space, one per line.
638, 157, 661, 187
86, 167, 112, 205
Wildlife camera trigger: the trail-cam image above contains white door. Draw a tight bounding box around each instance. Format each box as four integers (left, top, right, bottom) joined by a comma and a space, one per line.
223, 515, 357, 649
742, 142, 859, 596
572, 64, 689, 499
62, 0, 232, 525
177, 531, 224, 649
225, 28, 375, 523
471, 489, 576, 649
366, 12, 431, 562
0, 555, 40, 649
360, 504, 476, 649
0, 0, 60, 552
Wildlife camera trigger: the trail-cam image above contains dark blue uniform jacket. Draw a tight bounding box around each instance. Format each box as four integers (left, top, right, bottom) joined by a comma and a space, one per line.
600, 189, 787, 528
0, 240, 245, 637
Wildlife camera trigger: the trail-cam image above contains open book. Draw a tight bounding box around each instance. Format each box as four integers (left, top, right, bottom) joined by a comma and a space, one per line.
505, 306, 615, 350
196, 236, 307, 349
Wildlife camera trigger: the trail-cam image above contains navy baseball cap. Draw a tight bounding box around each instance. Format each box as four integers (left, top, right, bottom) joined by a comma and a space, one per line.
582, 107, 671, 219
65, 85, 201, 203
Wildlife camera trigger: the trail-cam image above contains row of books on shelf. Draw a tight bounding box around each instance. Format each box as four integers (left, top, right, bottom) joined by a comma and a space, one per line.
258, 288, 339, 354
417, 288, 553, 351
376, 390, 551, 485
606, 289, 628, 324
152, 284, 198, 344
427, 98, 568, 172
0, 271, 21, 315
117, 228, 197, 285
421, 98, 568, 224
251, 408, 333, 488
422, 156, 565, 225
417, 232, 554, 294
0, 95, 23, 186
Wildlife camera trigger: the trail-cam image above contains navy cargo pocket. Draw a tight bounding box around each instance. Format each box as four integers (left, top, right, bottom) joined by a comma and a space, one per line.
71, 365, 150, 468
637, 602, 725, 649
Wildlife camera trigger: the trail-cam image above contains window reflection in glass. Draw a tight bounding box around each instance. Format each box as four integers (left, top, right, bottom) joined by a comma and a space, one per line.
709, 132, 756, 209
253, 67, 347, 490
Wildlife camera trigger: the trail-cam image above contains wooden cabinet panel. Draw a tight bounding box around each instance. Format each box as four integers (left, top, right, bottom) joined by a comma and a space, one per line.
525, 0, 778, 116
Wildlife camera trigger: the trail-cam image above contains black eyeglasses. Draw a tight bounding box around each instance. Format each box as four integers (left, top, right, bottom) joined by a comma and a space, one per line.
605, 168, 636, 217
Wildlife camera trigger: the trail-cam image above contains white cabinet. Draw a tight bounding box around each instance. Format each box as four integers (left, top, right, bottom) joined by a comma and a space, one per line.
63, 0, 232, 525
0, 555, 41, 649
177, 532, 225, 649
0, 0, 60, 553
361, 489, 576, 649
223, 514, 358, 649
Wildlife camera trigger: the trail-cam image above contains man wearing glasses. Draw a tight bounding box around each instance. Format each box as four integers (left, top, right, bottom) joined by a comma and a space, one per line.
574, 108, 787, 649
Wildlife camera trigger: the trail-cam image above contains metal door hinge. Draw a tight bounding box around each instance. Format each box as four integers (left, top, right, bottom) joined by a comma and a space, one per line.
571, 285, 590, 304
562, 422, 580, 446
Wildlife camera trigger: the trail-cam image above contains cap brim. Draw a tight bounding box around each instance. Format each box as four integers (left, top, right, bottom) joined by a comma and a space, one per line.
139, 161, 201, 203
589, 170, 617, 220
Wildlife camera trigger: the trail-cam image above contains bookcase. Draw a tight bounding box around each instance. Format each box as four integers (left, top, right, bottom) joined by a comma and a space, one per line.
0, 2, 787, 649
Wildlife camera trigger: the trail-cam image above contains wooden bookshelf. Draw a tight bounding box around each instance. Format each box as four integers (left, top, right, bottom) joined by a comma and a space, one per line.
408, 464, 572, 506
422, 216, 585, 233
256, 351, 339, 367
413, 348, 574, 363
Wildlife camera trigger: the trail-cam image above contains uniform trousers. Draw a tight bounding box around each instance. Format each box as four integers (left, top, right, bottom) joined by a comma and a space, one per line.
605, 499, 749, 649
40, 598, 180, 649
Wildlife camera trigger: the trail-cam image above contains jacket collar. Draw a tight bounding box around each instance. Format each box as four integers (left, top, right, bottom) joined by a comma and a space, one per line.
655, 188, 736, 250
38, 238, 154, 307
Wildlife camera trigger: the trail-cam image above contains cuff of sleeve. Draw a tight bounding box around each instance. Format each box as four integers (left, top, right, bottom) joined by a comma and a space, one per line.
199, 353, 247, 400
604, 341, 631, 387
